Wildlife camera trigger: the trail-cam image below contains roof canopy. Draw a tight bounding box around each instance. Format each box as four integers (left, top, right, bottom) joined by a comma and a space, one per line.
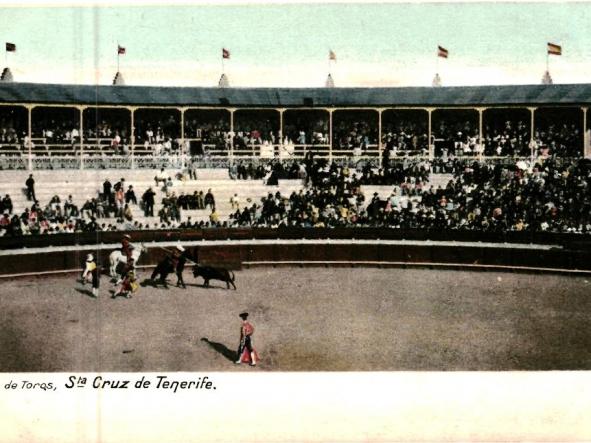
0, 82, 589, 108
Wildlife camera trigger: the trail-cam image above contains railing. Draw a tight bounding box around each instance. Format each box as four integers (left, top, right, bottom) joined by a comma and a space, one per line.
0, 143, 586, 170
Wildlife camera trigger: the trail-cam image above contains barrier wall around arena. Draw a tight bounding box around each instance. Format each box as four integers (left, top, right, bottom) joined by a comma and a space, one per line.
1, 238, 589, 278
0, 227, 589, 250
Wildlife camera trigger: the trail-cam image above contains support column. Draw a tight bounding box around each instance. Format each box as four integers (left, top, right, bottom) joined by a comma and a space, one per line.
79, 106, 85, 170
427, 108, 434, 160
477, 107, 484, 161
27, 105, 33, 171
279, 108, 284, 142
278, 108, 285, 157
583, 107, 588, 158
528, 107, 536, 161
229, 108, 235, 163
130, 107, 136, 169
328, 108, 334, 162
377, 108, 383, 158
180, 107, 186, 169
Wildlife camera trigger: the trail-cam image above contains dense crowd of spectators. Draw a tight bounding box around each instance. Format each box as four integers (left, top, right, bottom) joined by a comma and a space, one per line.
433, 119, 480, 157
332, 116, 378, 151
533, 122, 582, 158
0, 117, 22, 145
1, 155, 590, 236
2, 110, 588, 162
0, 173, 219, 235
283, 115, 329, 147
483, 119, 530, 157
227, 156, 591, 233
382, 118, 429, 156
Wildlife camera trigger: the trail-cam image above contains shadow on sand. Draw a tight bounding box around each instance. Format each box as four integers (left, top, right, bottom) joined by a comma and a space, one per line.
74, 287, 96, 299
201, 338, 237, 362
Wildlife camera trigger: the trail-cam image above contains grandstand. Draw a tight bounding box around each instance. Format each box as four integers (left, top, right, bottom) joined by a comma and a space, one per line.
0, 82, 589, 169
0, 82, 589, 235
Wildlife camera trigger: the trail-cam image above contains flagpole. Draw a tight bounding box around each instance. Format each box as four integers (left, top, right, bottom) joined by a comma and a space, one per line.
117, 42, 120, 73
546, 51, 549, 74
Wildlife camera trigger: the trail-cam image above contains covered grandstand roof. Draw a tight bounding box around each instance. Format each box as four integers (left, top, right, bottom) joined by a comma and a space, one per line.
0, 82, 589, 107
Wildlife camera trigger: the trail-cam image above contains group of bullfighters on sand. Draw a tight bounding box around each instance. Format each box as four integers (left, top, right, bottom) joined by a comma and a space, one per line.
81, 234, 236, 299
80, 234, 256, 366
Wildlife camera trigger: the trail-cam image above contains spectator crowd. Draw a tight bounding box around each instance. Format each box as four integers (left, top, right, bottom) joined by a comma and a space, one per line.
1, 154, 590, 237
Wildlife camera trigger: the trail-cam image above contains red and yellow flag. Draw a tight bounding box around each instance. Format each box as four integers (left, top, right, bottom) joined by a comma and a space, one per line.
437, 46, 448, 58
547, 42, 562, 56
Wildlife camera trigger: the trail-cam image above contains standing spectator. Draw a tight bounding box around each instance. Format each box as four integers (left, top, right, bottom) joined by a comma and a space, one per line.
114, 178, 125, 193
155, 168, 168, 186
2, 194, 12, 214
204, 188, 215, 209
103, 178, 112, 203
125, 185, 137, 205
115, 187, 125, 217
230, 193, 240, 210
142, 187, 156, 217
25, 174, 35, 201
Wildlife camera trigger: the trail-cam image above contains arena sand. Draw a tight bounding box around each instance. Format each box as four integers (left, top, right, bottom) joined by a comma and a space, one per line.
0, 267, 590, 371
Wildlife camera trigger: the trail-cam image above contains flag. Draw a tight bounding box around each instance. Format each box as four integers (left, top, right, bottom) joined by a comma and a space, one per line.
437, 46, 448, 58
5, 42, 15, 52
547, 42, 562, 56
118, 45, 126, 55
329, 50, 336, 61
222, 48, 230, 59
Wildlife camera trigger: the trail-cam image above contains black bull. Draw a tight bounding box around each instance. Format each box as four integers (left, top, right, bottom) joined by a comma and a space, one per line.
192, 265, 236, 290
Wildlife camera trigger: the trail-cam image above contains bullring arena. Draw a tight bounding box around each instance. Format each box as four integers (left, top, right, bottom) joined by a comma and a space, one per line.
1, 265, 591, 372
0, 82, 590, 372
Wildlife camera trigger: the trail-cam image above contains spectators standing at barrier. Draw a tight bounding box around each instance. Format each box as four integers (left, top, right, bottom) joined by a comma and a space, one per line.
25, 174, 35, 201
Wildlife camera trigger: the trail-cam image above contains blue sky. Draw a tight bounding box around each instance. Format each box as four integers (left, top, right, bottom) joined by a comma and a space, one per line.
1, 3, 590, 87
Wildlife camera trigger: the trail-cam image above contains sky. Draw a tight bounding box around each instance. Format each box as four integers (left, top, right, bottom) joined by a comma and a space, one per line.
0, 2, 590, 87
